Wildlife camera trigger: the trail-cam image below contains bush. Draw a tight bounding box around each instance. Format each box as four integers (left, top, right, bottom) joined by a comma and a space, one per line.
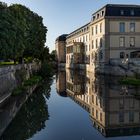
24, 76, 42, 86
120, 77, 140, 86
12, 76, 42, 96
38, 62, 54, 78
12, 86, 26, 96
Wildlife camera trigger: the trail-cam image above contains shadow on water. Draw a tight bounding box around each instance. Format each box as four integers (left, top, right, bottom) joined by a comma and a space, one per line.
0, 77, 54, 140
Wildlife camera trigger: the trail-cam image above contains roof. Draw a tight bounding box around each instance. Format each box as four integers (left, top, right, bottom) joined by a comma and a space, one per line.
67, 22, 90, 38
106, 4, 140, 17
92, 4, 140, 17
55, 34, 68, 42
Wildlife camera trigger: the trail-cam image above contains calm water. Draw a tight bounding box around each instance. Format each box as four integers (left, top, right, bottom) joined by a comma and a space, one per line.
1, 70, 140, 140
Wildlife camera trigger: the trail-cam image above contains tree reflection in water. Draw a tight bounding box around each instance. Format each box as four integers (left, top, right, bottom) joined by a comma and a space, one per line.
1, 77, 53, 140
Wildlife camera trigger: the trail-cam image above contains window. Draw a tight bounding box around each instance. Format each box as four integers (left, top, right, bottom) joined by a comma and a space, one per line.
130, 23, 135, 32
96, 96, 98, 106
129, 99, 134, 108
91, 53, 94, 60
119, 112, 124, 123
130, 10, 134, 16
120, 52, 125, 58
130, 37, 135, 47
100, 23, 102, 33
120, 22, 125, 32
101, 11, 104, 16
120, 37, 125, 47
95, 53, 97, 61
130, 51, 140, 58
84, 28, 86, 32
120, 10, 124, 15
92, 95, 94, 104
95, 84, 97, 92
97, 13, 100, 19
100, 113, 102, 122
83, 36, 85, 42
92, 27, 94, 35
86, 35, 87, 42
92, 16, 95, 21
119, 99, 124, 109
96, 25, 98, 34
92, 40, 94, 49
92, 108, 94, 116
96, 110, 98, 119
67, 56, 68, 63
129, 111, 134, 122
100, 38, 103, 47
86, 45, 87, 51
96, 39, 98, 48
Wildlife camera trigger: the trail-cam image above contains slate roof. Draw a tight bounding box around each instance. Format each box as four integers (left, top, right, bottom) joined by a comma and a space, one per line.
56, 34, 68, 42
105, 4, 140, 17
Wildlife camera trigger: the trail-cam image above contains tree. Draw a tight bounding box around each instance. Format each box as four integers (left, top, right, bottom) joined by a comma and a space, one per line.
50, 50, 56, 61
0, 2, 47, 63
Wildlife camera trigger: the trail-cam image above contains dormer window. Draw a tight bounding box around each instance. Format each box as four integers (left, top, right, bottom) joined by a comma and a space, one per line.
92, 16, 95, 21
97, 13, 100, 19
130, 10, 134, 16
101, 11, 104, 16
120, 10, 124, 15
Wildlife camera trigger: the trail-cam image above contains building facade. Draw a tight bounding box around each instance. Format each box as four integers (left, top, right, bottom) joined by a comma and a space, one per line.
56, 4, 140, 73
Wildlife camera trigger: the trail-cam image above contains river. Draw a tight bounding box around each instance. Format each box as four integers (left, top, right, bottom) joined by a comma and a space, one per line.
1, 69, 140, 140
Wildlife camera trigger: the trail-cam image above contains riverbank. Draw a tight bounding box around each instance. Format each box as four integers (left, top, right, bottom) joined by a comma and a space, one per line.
0, 84, 37, 137
0, 63, 40, 107
0, 75, 54, 139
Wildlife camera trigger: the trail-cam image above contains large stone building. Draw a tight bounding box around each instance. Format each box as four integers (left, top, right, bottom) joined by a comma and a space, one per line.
56, 4, 140, 74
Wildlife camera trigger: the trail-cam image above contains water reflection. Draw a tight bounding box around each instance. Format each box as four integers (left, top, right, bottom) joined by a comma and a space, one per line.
57, 69, 140, 137
0, 78, 53, 140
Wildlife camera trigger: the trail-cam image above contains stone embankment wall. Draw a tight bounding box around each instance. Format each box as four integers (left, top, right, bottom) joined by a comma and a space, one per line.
0, 63, 40, 105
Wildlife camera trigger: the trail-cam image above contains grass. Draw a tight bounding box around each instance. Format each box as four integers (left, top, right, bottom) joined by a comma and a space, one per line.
120, 77, 140, 86
0, 61, 18, 66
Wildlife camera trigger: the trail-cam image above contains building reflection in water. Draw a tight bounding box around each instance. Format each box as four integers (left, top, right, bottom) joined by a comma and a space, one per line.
56, 69, 140, 137
56, 70, 67, 97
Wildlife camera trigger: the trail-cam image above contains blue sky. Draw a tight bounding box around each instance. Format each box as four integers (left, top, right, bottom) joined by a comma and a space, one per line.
2, 0, 140, 51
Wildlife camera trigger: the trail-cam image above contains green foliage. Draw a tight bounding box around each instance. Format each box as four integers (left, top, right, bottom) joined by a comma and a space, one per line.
12, 75, 42, 96
24, 57, 34, 63
120, 77, 140, 86
0, 61, 15, 66
24, 76, 42, 86
12, 86, 26, 96
39, 62, 54, 78
2, 86, 50, 140
40, 47, 50, 62
50, 50, 56, 61
15, 68, 27, 85
0, 2, 47, 63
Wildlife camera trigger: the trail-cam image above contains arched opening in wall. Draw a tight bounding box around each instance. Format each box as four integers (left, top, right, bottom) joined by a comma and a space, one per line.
130, 51, 140, 58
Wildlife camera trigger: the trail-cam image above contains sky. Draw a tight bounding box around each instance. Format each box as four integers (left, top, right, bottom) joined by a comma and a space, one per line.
2, 0, 140, 52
